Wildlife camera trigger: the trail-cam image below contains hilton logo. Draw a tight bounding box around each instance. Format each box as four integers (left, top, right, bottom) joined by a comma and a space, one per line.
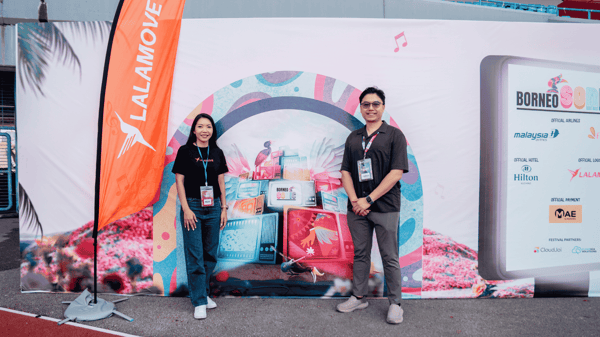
522, 165, 532, 173
514, 174, 538, 182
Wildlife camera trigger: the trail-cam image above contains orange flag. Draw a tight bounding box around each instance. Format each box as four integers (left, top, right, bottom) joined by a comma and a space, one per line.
95, 0, 186, 231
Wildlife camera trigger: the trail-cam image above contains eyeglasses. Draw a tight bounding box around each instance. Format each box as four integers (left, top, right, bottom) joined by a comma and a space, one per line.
360, 102, 382, 109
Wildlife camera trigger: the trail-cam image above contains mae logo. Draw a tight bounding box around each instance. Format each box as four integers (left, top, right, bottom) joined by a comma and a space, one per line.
513, 129, 559, 141
534, 247, 562, 253
549, 205, 582, 223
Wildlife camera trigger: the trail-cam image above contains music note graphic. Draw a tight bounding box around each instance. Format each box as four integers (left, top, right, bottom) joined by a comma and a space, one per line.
394, 32, 408, 52
434, 183, 445, 199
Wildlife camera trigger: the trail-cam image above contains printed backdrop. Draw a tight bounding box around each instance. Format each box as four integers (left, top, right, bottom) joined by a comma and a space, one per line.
17, 19, 600, 298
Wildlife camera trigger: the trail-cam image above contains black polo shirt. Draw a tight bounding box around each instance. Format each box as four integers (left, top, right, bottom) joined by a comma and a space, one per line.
172, 144, 229, 199
340, 121, 409, 213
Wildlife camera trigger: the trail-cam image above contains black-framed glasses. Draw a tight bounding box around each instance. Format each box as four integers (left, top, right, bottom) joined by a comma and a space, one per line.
360, 101, 382, 109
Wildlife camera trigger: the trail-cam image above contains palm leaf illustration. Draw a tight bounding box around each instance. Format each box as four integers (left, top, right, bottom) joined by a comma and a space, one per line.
18, 21, 111, 96
19, 183, 43, 238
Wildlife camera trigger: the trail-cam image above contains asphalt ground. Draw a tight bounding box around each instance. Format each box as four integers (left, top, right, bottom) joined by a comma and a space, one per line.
1, 216, 599, 337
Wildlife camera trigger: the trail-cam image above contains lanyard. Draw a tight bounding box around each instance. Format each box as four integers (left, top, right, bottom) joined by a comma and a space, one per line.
361, 132, 379, 159
197, 145, 210, 186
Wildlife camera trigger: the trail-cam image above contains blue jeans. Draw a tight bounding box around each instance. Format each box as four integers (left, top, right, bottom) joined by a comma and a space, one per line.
181, 198, 221, 307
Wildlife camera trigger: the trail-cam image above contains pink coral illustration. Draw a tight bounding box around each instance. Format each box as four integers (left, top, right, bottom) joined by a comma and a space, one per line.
21, 209, 154, 294
423, 228, 533, 298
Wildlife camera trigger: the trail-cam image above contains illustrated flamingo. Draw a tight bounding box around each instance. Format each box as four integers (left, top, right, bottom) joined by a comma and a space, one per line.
254, 140, 272, 167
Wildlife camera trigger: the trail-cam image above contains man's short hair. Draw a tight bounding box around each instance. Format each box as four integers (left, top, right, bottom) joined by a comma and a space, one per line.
359, 87, 386, 105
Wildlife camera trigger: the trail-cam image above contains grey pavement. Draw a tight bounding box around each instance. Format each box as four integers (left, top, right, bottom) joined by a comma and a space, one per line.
1, 217, 599, 337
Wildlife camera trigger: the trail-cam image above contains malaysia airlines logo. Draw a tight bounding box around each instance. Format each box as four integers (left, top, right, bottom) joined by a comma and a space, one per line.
115, 111, 155, 158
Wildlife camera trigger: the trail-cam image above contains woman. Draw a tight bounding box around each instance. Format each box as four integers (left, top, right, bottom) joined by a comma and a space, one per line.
172, 113, 228, 319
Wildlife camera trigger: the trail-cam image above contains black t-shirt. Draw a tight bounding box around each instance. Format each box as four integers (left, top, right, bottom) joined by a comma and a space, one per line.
341, 121, 409, 213
172, 144, 229, 199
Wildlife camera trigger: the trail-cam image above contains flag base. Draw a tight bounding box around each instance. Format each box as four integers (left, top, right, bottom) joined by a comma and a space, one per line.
58, 289, 133, 325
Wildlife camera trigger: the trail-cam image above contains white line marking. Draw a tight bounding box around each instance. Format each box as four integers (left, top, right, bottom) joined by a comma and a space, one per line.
0, 307, 140, 337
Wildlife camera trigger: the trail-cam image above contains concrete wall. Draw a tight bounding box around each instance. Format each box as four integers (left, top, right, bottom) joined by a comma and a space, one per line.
0, 0, 597, 66
0, 25, 15, 67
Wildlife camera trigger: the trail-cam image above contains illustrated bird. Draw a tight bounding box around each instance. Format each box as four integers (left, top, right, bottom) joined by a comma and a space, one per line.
115, 111, 156, 158
547, 74, 567, 93
568, 168, 580, 182
300, 214, 339, 248
254, 140, 272, 167
281, 256, 307, 273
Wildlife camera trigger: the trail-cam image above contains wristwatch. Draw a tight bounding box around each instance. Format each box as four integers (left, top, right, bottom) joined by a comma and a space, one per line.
366, 195, 374, 204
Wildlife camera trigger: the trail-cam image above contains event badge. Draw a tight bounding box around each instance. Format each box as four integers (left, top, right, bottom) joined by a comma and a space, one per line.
197, 145, 213, 207
201, 186, 214, 207
359, 132, 378, 182
358, 158, 373, 182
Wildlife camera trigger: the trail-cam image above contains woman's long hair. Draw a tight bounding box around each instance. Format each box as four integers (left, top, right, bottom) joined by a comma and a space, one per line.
185, 113, 219, 148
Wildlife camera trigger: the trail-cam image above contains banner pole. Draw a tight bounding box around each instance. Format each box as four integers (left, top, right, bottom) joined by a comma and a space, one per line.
92, 0, 125, 304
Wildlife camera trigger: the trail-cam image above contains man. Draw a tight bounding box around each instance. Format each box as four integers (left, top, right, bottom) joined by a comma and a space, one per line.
337, 87, 409, 324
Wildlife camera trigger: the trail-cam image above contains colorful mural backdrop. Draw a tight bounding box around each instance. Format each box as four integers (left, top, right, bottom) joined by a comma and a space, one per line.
152, 71, 424, 298
17, 19, 600, 299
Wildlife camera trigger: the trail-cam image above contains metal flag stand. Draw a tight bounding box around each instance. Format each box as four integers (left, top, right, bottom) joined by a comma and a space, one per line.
57, 0, 133, 326
58, 289, 133, 325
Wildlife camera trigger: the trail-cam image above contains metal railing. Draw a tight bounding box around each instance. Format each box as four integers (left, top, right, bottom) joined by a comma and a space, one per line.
450, 0, 600, 20
0, 132, 13, 211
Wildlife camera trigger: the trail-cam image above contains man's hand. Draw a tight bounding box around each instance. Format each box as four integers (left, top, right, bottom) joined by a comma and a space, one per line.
352, 198, 371, 216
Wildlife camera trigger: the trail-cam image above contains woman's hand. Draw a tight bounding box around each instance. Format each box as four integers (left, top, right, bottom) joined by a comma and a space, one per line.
220, 208, 227, 230
183, 208, 197, 231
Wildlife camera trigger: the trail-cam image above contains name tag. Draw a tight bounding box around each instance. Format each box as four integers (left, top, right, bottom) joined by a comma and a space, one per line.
200, 186, 214, 207
358, 158, 373, 182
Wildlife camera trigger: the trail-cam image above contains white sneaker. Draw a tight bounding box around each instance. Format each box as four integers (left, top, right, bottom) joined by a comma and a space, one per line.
194, 305, 207, 319
207, 297, 217, 309
387, 304, 404, 324
336, 295, 369, 313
